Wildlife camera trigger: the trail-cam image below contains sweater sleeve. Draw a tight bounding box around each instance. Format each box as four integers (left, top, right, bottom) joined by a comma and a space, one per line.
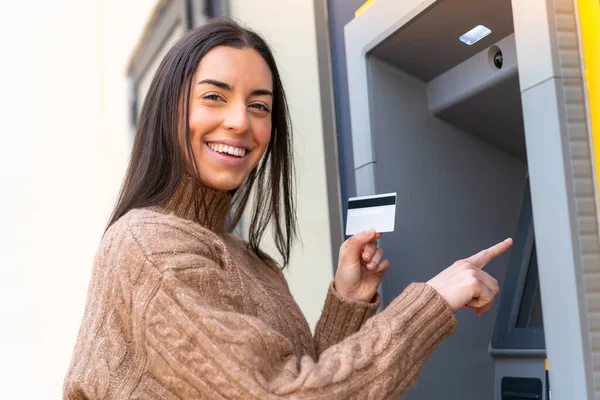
135, 227, 457, 399
313, 281, 381, 356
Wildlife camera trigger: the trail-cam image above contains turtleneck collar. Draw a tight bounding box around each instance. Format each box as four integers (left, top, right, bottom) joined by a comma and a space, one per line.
155, 174, 232, 233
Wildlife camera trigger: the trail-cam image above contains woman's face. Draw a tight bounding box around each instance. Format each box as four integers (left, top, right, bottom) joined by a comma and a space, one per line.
186, 45, 274, 191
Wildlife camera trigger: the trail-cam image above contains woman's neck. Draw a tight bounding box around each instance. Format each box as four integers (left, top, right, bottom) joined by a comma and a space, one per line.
158, 174, 232, 233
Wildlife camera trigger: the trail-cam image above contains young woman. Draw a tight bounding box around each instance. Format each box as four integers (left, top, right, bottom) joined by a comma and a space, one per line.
64, 17, 511, 399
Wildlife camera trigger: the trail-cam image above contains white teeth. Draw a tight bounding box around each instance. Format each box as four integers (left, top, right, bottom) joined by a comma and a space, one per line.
208, 142, 247, 157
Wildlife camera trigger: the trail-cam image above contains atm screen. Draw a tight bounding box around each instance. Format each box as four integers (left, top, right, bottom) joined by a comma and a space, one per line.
491, 178, 545, 350
515, 243, 544, 329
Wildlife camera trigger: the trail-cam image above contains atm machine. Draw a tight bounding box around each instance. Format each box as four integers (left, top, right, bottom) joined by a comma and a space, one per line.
490, 180, 546, 399
332, 0, 599, 398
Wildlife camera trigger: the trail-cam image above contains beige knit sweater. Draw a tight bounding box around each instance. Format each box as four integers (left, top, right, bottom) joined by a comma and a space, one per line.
63, 176, 457, 399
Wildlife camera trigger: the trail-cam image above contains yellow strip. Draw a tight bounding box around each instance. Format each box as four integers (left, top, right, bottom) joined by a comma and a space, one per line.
577, 0, 600, 196
355, 0, 377, 17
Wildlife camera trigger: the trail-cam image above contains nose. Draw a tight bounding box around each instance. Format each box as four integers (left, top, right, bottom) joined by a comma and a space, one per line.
223, 102, 249, 134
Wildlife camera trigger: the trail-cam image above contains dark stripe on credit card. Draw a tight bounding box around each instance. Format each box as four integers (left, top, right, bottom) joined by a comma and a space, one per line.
348, 195, 396, 209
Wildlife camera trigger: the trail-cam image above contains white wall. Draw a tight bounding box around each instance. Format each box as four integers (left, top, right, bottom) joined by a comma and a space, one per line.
229, 0, 335, 329
0, 0, 157, 398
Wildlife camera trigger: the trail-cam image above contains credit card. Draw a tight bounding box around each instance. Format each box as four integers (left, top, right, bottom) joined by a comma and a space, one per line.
345, 192, 397, 236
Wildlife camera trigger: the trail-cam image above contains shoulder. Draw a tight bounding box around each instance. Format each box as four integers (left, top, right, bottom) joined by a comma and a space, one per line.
102, 208, 226, 272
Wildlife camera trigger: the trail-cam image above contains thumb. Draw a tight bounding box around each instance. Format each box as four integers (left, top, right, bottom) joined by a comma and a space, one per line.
339, 229, 376, 264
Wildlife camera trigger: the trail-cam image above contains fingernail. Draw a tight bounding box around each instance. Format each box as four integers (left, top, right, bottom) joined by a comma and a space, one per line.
504, 238, 513, 243
367, 263, 374, 270
364, 253, 372, 262
364, 228, 375, 236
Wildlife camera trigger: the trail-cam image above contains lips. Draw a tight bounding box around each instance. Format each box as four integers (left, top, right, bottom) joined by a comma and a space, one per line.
205, 141, 250, 167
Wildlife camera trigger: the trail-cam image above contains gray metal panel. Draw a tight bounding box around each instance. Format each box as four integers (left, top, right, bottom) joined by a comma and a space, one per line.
426, 34, 519, 114
313, 0, 346, 269
552, 0, 600, 386
510, 0, 560, 92
370, 0, 515, 82
326, 0, 368, 212
513, 0, 598, 397
354, 162, 376, 197
369, 56, 527, 399
555, 10, 600, 386
345, 0, 439, 175
521, 77, 595, 399
436, 75, 526, 161
426, 34, 526, 160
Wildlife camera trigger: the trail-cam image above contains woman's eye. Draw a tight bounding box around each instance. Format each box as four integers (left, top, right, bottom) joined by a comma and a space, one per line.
203, 93, 223, 101
250, 103, 271, 113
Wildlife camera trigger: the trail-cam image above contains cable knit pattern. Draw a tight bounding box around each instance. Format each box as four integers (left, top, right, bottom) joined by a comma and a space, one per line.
64, 177, 457, 399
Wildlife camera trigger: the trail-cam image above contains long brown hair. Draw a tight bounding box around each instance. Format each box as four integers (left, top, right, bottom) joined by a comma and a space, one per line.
107, 17, 297, 267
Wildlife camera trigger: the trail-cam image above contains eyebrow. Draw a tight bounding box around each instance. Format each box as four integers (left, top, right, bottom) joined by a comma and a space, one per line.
198, 79, 273, 97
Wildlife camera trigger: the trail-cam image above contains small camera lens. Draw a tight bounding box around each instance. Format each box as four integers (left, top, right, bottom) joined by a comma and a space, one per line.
493, 51, 503, 69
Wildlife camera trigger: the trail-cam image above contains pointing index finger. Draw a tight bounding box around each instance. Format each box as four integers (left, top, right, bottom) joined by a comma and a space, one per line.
467, 238, 513, 269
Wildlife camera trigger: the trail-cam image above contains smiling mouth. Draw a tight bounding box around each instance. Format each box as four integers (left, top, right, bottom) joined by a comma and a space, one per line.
206, 142, 248, 158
